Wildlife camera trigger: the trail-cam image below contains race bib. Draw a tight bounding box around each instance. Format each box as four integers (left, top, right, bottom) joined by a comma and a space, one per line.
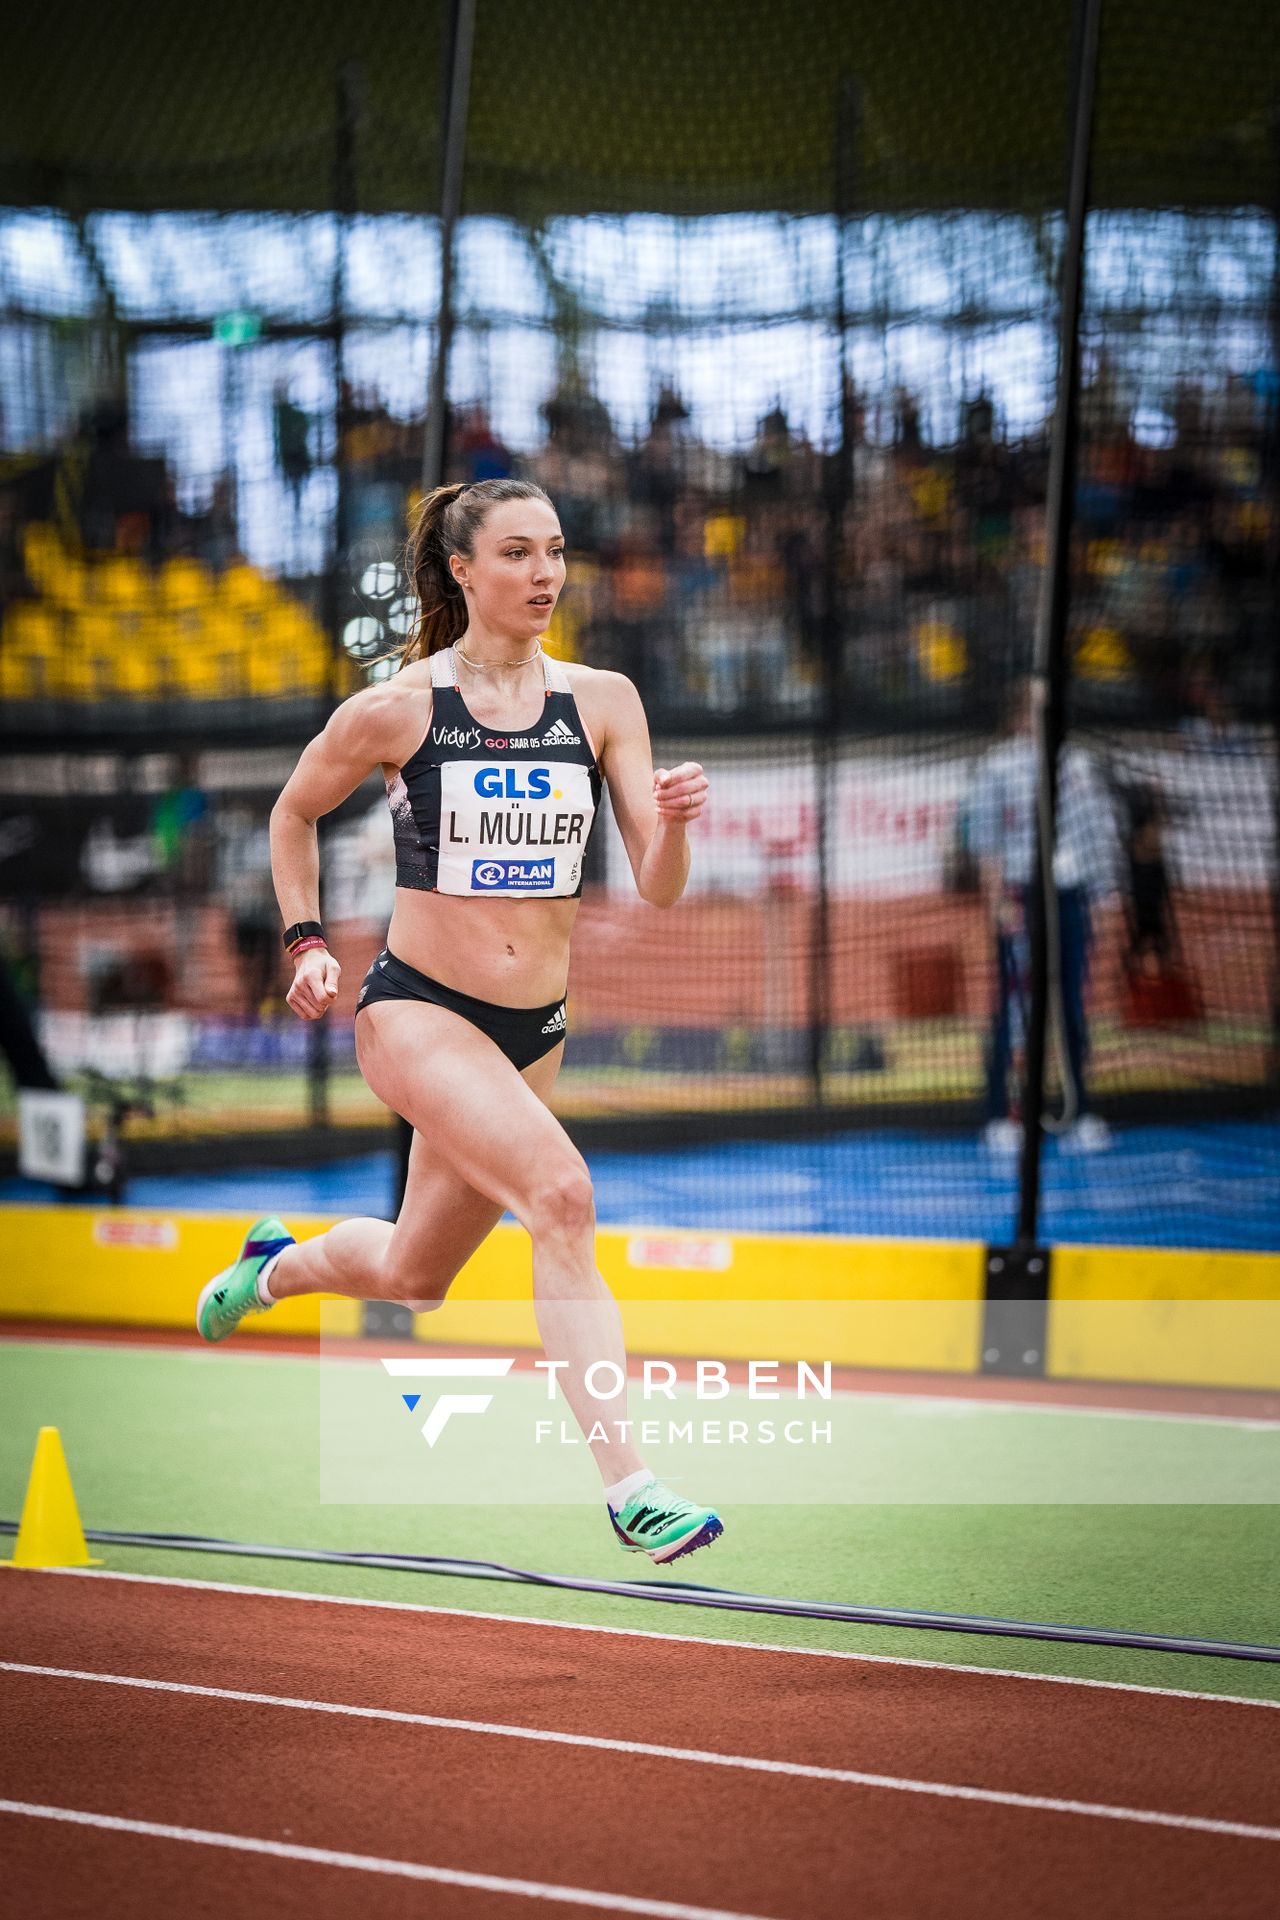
434, 758, 596, 895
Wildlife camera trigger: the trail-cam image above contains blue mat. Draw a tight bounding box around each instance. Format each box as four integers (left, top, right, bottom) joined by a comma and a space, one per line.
4, 1121, 1277, 1250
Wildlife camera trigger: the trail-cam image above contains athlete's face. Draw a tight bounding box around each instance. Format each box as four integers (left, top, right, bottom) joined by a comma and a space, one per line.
452, 500, 566, 639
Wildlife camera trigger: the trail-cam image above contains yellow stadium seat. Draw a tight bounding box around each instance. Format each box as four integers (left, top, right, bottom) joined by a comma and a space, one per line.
0, 649, 51, 701
160, 558, 213, 612
3, 602, 61, 655
21, 522, 63, 590
300, 649, 334, 695
1075, 624, 1132, 682
290, 653, 329, 695
230, 604, 273, 652
219, 564, 272, 610
93, 557, 152, 611
246, 649, 295, 697
201, 617, 251, 696
47, 561, 91, 610
542, 599, 580, 661
1086, 539, 1126, 579
1235, 499, 1270, 540
332, 655, 363, 697
264, 607, 329, 693
160, 607, 212, 659
106, 607, 152, 656
207, 653, 247, 698
915, 619, 968, 683
58, 651, 117, 701
149, 651, 184, 699
703, 514, 745, 560
73, 611, 118, 661
22, 525, 87, 609
170, 648, 226, 699
272, 595, 325, 636
115, 614, 169, 691
108, 646, 161, 699
907, 466, 951, 520
208, 622, 241, 662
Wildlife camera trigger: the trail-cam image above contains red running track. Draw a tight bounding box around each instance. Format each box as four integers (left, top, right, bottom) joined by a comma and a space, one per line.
0, 1570, 1276, 1920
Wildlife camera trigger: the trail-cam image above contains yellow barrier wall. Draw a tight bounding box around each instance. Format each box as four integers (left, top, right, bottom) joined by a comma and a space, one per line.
0, 1207, 984, 1371
4, 1206, 1278, 1387
0, 1207, 362, 1338
1048, 1245, 1280, 1391
422, 1224, 985, 1371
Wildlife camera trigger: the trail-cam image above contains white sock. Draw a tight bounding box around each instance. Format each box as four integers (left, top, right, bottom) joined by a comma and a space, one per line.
256, 1251, 285, 1306
603, 1466, 654, 1511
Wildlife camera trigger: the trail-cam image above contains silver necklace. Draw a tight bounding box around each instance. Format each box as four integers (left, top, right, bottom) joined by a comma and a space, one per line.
454, 640, 543, 673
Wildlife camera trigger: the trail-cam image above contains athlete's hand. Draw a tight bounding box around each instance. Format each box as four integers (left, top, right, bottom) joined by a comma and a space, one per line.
653, 762, 709, 824
287, 948, 341, 1020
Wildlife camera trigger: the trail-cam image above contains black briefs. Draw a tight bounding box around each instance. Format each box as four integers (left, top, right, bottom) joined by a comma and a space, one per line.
355, 947, 567, 1071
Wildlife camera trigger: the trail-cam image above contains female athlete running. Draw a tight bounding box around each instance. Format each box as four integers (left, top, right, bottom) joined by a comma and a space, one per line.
196, 477, 723, 1564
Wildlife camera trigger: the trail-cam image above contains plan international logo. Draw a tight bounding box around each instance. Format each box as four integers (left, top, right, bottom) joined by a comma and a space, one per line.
472, 858, 556, 889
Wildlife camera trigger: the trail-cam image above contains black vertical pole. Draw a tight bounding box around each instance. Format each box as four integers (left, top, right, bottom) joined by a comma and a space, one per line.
1014, 0, 1104, 1245
329, 60, 359, 617
420, 0, 478, 496
309, 60, 360, 1136
1265, 101, 1280, 1091
395, 0, 477, 1214
811, 74, 858, 1107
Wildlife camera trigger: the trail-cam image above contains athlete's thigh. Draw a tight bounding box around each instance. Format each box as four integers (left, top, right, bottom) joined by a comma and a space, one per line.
357, 1000, 576, 1204
383, 1034, 565, 1289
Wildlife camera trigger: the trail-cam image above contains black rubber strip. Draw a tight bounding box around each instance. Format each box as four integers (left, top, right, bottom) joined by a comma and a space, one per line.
3, 1520, 1278, 1665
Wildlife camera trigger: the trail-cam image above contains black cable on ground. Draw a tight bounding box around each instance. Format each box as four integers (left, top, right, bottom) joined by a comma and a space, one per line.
4, 1521, 1277, 1665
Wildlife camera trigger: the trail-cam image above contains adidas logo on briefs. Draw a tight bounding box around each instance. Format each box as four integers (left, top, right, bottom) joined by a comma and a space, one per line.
541, 1005, 567, 1035
542, 718, 580, 746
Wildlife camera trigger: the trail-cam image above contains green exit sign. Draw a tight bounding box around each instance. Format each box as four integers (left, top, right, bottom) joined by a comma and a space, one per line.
213, 309, 262, 347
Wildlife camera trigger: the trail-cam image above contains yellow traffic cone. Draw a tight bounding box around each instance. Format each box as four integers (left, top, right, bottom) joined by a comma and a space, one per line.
3, 1427, 101, 1568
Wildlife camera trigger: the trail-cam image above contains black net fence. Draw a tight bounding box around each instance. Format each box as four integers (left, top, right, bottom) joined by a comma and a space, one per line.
0, 1, 1277, 1248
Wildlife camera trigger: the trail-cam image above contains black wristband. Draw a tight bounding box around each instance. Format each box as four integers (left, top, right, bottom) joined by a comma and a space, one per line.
282, 920, 325, 950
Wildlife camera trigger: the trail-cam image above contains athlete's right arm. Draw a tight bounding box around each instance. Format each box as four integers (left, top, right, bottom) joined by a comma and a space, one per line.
271, 683, 423, 1020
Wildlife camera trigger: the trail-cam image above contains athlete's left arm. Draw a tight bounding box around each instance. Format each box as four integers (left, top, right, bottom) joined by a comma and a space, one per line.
591, 669, 709, 908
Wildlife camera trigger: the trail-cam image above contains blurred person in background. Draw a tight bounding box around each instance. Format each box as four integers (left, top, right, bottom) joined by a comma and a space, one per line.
630, 384, 692, 556
967, 676, 1120, 1154
454, 403, 514, 485
214, 805, 282, 1016
0, 913, 59, 1095
531, 370, 619, 555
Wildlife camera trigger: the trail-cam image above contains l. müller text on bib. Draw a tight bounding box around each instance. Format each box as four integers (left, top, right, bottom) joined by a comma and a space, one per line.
435, 757, 595, 894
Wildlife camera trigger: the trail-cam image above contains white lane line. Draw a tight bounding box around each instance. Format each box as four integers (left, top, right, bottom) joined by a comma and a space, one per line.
0, 1800, 772, 1920
27, 1566, 1280, 1711
874, 1395, 1280, 1432
3, 1662, 1278, 1844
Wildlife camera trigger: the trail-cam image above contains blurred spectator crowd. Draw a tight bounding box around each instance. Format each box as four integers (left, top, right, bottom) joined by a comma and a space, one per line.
2, 351, 1276, 730
341, 353, 1278, 730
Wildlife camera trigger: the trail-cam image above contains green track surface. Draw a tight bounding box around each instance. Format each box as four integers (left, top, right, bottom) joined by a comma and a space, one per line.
2, 1337, 1278, 1704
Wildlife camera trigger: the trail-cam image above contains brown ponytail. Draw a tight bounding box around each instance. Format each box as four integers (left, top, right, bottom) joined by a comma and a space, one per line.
401, 476, 556, 666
